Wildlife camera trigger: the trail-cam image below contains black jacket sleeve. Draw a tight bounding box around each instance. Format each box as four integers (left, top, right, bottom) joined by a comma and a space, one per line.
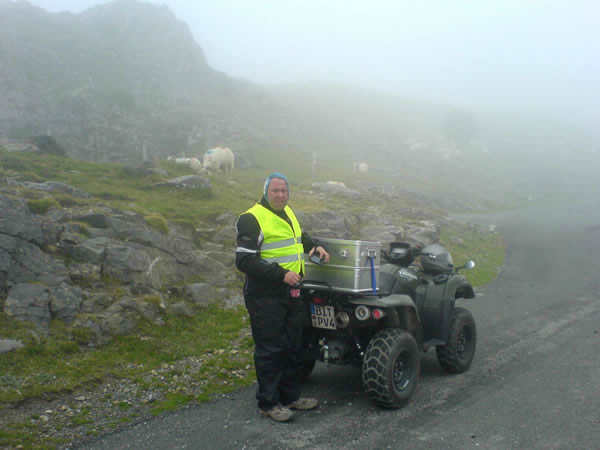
302, 231, 319, 253
235, 212, 288, 282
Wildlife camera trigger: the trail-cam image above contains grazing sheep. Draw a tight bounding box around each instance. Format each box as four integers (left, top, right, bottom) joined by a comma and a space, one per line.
167, 156, 203, 173
352, 161, 368, 175
203, 146, 234, 177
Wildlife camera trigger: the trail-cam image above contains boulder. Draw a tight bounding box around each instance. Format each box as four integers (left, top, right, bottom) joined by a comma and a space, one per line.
185, 282, 217, 308
48, 283, 84, 324
102, 244, 162, 289
74, 213, 111, 229
0, 194, 44, 245
0, 233, 67, 293
157, 175, 211, 191
168, 301, 194, 317
20, 181, 90, 198
0, 339, 24, 354
4, 283, 51, 329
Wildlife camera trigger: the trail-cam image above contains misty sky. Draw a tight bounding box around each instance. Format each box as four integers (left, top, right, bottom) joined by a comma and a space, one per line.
26, 0, 600, 124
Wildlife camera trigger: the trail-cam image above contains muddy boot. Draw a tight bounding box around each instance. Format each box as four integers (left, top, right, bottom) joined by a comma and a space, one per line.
284, 397, 319, 410
259, 405, 295, 422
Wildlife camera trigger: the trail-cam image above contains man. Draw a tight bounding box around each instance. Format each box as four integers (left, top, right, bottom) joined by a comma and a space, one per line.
235, 172, 330, 422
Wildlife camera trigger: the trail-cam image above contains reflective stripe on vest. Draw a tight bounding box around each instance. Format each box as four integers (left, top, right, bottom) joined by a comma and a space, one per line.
245, 203, 305, 274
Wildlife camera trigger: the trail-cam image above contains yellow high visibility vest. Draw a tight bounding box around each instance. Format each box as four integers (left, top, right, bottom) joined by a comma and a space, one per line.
246, 203, 305, 274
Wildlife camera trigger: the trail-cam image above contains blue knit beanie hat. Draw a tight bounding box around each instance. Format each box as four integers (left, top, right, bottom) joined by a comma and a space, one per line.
263, 172, 289, 198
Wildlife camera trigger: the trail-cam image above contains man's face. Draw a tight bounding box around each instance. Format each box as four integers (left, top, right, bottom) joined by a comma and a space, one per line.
267, 178, 289, 211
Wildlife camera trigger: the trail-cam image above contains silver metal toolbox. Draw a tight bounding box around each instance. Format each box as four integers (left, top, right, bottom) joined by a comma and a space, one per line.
304, 237, 381, 293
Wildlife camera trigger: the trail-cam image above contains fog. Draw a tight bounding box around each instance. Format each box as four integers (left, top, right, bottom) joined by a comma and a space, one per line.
29, 0, 599, 126
18, 0, 598, 200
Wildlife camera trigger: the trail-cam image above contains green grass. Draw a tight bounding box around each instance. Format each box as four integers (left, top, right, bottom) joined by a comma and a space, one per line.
440, 224, 505, 287
144, 213, 169, 234
0, 305, 253, 405
0, 150, 425, 222
151, 392, 194, 416
26, 197, 60, 214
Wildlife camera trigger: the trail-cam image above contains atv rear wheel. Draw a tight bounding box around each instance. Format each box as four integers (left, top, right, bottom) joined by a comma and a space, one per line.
436, 307, 476, 373
362, 328, 420, 409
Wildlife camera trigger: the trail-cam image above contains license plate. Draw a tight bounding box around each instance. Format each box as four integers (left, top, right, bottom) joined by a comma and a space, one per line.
310, 304, 336, 329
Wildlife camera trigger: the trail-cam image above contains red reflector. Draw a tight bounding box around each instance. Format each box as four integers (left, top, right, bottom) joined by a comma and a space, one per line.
372, 309, 383, 320
313, 297, 325, 304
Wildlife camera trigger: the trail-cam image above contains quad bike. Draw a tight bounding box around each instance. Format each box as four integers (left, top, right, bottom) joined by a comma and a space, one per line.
298, 239, 477, 409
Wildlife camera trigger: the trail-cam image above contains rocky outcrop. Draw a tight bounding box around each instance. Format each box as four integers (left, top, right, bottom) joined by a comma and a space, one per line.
1, 176, 445, 345
0, 186, 239, 343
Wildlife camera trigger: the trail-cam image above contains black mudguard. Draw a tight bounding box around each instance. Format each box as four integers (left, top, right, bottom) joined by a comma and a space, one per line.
417, 274, 475, 344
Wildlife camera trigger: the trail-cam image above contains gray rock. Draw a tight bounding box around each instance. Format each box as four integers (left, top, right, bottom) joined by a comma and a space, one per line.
81, 292, 113, 314
297, 210, 355, 238
102, 244, 162, 288
0, 339, 24, 354
311, 181, 360, 199
58, 230, 85, 246
202, 242, 224, 252
0, 233, 67, 292
207, 251, 235, 268
215, 212, 237, 225
20, 181, 90, 198
68, 262, 102, 287
212, 225, 235, 244
190, 253, 231, 285
5, 283, 51, 329
0, 194, 44, 245
70, 237, 111, 264
109, 213, 147, 237
40, 219, 64, 246
75, 213, 111, 229
125, 231, 196, 265
405, 220, 440, 247
49, 283, 84, 324
359, 224, 404, 248
100, 310, 138, 339
146, 168, 168, 177
168, 301, 194, 317
105, 296, 163, 326
71, 314, 108, 345
223, 293, 244, 309
158, 175, 211, 191
185, 282, 217, 308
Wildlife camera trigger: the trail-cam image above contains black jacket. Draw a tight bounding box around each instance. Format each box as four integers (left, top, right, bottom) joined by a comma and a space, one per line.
235, 197, 319, 297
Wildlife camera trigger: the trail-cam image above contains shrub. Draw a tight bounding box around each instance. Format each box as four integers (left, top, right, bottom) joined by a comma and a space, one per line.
143, 295, 163, 308
144, 214, 169, 234
27, 197, 60, 214
55, 194, 85, 207
72, 327, 94, 345
69, 221, 91, 237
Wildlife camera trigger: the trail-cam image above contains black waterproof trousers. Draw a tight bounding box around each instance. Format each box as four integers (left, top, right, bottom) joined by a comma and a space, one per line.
244, 293, 304, 410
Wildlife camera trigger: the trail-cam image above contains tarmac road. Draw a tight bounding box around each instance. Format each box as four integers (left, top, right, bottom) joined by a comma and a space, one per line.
77, 198, 600, 450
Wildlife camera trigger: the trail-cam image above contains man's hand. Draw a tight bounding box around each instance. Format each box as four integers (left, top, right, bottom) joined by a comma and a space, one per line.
309, 246, 330, 264
283, 270, 302, 286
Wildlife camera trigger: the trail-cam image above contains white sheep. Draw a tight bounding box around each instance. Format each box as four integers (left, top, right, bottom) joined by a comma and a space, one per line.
168, 156, 203, 173
352, 161, 368, 175
203, 146, 234, 177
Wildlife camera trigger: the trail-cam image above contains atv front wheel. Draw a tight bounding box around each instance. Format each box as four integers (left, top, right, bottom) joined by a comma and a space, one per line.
436, 307, 477, 373
362, 328, 420, 409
